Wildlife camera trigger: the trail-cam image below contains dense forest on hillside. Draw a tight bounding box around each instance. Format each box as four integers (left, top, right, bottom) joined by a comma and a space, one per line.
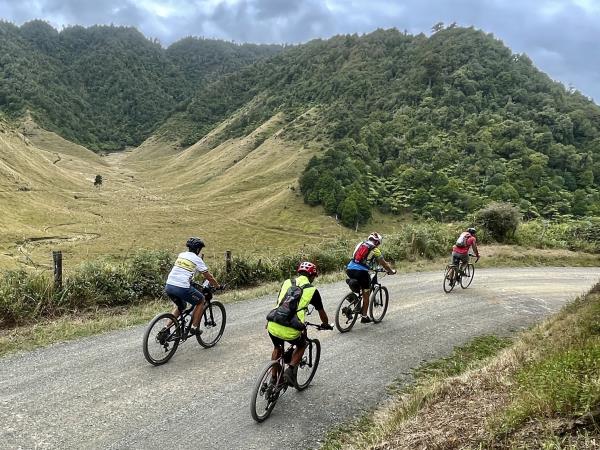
163, 26, 600, 224
0, 20, 281, 150
2, 21, 599, 223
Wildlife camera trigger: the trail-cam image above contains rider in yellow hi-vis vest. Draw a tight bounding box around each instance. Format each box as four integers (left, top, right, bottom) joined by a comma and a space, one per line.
267, 261, 332, 385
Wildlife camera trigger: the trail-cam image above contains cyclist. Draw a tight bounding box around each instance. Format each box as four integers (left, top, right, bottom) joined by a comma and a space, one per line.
163, 237, 221, 337
451, 227, 480, 275
346, 232, 396, 324
267, 261, 332, 386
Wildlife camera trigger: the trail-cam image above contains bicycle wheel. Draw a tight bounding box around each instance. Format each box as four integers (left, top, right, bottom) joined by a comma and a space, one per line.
295, 339, 321, 391
443, 266, 456, 293
197, 301, 226, 348
460, 264, 475, 289
335, 293, 360, 332
250, 361, 281, 422
143, 312, 181, 366
369, 286, 389, 323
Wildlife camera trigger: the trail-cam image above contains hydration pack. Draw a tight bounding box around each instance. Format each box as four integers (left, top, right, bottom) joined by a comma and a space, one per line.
455, 232, 471, 248
352, 241, 375, 266
266, 279, 311, 331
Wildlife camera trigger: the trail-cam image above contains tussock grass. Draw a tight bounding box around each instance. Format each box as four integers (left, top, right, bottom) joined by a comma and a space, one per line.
321, 283, 600, 450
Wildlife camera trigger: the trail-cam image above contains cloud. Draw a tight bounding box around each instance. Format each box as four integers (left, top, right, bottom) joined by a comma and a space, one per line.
0, 0, 598, 102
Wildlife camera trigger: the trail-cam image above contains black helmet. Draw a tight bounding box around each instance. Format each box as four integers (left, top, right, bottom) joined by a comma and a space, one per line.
467, 227, 477, 235
186, 237, 205, 252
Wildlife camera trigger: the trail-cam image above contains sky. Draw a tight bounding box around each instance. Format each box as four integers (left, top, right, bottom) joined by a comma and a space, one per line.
1, 0, 599, 103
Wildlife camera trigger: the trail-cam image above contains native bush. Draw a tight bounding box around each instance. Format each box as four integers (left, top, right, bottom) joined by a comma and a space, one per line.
475, 202, 521, 243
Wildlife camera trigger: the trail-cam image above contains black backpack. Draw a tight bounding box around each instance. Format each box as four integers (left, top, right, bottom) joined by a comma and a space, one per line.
266, 278, 311, 331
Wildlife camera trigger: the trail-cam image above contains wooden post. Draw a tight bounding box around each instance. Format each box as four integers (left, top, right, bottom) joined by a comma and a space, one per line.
53, 251, 63, 290
225, 250, 232, 273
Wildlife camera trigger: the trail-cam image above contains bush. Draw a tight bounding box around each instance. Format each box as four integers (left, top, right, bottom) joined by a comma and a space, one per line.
475, 202, 521, 243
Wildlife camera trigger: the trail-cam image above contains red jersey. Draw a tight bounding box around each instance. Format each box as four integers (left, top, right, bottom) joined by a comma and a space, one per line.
452, 235, 477, 254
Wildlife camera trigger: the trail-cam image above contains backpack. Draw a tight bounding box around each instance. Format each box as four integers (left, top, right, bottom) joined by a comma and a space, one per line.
455, 232, 471, 248
266, 278, 311, 331
352, 241, 375, 267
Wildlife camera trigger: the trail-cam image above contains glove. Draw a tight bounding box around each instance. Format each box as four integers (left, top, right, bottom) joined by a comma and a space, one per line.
387, 269, 397, 275
320, 323, 334, 330
218, 284, 225, 291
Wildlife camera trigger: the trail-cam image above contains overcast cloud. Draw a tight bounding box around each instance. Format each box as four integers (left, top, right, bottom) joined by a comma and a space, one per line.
1, 0, 599, 103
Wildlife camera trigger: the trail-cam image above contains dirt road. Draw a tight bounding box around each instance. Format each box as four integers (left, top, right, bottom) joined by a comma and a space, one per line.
1, 267, 598, 449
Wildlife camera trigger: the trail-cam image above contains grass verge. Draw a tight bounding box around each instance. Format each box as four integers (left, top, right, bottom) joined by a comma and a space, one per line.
320, 281, 600, 450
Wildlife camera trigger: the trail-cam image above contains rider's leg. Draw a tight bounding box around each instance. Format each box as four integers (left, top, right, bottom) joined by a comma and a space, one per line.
189, 288, 206, 328
361, 289, 370, 316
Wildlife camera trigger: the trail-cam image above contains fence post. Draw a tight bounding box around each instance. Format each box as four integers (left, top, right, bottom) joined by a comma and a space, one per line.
225, 250, 232, 273
53, 250, 63, 290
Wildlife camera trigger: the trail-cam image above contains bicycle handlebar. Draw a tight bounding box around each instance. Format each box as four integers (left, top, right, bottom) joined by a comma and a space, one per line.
305, 321, 333, 331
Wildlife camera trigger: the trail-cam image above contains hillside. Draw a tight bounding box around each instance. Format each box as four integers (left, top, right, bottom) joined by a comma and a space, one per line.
161, 26, 600, 224
0, 20, 282, 151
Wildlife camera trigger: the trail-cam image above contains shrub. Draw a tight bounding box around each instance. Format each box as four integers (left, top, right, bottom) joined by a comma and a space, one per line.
475, 202, 521, 243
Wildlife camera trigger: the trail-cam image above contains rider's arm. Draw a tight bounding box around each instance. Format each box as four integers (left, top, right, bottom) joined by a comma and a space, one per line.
310, 290, 330, 325
377, 256, 396, 274
200, 270, 220, 288
471, 239, 480, 257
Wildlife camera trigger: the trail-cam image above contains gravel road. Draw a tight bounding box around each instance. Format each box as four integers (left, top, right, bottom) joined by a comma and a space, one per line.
1, 267, 598, 450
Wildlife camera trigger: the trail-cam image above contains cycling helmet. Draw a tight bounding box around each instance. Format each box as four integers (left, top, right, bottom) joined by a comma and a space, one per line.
186, 237, 205, 253
368, 232, 382, 246
467, 227, 477, 235
297, 261, 318, 277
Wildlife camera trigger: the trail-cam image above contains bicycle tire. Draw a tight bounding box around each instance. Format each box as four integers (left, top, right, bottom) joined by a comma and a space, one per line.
443, 266, 456, 293
460, 264, 475, 289
369, 286, 389, 323
197, 301, 226, 348
335, 292, 360, 333
250, 361, 281, 422
295, 339, 321, 391
142, 312, 181, 366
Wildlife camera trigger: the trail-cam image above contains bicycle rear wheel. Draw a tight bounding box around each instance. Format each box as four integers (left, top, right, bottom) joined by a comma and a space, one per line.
369, 286, 389, 323
142, 312, 181, 366
197, 301, 226, 348
250, 361, 281, 422
335, 293, 360, 332
460, 264, 475, 289
295, 339, 321, 391
443, 266, 456, 293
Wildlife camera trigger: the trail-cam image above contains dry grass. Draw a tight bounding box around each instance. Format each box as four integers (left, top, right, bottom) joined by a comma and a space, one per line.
0, 114, 359, 271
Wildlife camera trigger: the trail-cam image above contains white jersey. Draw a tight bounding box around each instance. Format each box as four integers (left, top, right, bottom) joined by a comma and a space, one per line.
166, 251, 208, 288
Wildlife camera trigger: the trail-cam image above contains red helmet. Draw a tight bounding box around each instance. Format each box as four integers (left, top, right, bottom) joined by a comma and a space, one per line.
297, 261, 318, 277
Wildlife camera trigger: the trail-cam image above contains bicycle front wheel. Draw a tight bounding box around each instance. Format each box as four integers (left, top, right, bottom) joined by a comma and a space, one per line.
335, 293, 360, 333
296, 339, 321, 391
443, 266, 456, 293
197, 301, 226, 348
369, 286, 389, 323
250, 361, 281, 422
142, 312, 181, 366
460, 264, 475, 289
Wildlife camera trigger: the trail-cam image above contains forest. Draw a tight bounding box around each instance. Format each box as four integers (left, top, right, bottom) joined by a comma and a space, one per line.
1, 21, 599, 223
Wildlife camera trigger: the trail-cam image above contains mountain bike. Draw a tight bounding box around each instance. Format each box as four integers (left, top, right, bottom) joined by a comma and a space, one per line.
250, 321, 330, 423
443, 254, 479, 293
335, 267, 391, 332
142, 282, 226, 365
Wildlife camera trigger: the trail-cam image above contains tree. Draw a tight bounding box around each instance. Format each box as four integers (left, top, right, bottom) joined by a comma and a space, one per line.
94, 175, 103, 187
475, 202, 521, 242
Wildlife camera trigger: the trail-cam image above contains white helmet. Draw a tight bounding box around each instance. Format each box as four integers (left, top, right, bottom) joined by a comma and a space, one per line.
368, 232, 382, 246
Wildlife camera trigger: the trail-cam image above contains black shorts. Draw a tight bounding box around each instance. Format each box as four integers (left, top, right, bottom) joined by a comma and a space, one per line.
346, 269, 371, 290
269, 332, 306, 349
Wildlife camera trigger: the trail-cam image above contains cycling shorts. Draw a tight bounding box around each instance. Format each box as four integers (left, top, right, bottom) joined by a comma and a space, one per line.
164, 284, 205, 311
346, 269, 371, 290
451, 252, 469, 266
269, 332, 307, 349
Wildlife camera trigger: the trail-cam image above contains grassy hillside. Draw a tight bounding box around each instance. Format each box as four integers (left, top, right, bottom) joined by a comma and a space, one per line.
0, 111, 358, 270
